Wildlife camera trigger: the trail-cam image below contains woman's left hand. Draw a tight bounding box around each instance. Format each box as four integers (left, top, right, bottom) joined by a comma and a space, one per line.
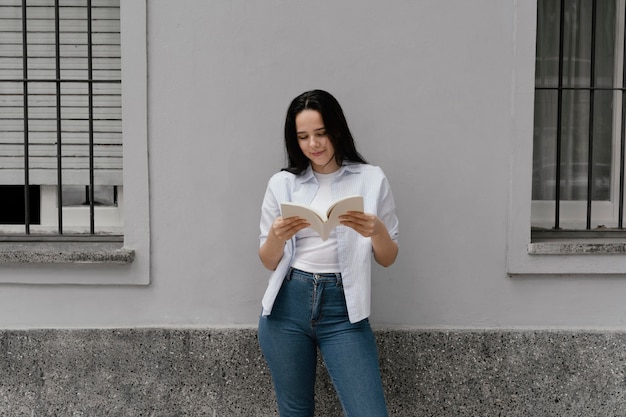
339, 211, 383, 238
340, 211, 398, 267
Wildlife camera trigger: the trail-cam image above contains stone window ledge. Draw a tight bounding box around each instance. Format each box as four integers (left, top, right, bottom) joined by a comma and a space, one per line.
0, 241, 135, 264
528, 241, 626, 255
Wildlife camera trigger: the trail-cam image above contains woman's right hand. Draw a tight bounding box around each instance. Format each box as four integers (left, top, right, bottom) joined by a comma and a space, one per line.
271, 216, 310, 242
260, 216, 309, 271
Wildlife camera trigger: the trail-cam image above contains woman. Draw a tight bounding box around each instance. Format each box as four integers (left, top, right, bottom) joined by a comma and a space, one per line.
258, 89, 399, 417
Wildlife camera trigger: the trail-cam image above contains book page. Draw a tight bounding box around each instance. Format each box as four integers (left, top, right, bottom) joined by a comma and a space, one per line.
280, 202, 325, 238
325, 195, 364, 232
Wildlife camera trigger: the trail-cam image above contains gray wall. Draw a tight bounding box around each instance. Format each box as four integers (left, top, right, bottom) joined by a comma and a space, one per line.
1, 1, 625, 329
3, 328, 626, 416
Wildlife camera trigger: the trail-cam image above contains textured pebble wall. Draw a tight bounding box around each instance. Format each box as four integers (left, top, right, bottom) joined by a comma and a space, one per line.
1, 329, 625, 416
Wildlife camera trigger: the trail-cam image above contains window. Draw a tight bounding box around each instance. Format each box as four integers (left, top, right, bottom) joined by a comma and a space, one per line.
507, 0, 626, 276
0, 0, 122, 236
532, 0, 626, 238
0, 0, 148, 283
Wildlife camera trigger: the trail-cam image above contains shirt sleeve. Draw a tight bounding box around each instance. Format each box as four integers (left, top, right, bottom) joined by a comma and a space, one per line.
259, 183, 278, 248
377, 170, 399, 245
259, 173, 291, 247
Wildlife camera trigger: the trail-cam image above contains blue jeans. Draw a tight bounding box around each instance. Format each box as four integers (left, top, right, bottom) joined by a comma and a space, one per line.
258, 268, 389, 417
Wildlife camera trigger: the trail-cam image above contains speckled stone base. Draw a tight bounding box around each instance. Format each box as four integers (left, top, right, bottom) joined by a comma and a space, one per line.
1, 328, 625, 416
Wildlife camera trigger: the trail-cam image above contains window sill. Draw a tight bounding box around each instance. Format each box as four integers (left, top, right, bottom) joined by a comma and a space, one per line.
0, 241, 135, 264
528, 241, 626, 255
509, 234, 626, 275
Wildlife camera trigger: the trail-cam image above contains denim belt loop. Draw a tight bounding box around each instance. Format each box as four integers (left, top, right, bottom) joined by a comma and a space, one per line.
286, 267, 294, 281
335, 272, 343, 287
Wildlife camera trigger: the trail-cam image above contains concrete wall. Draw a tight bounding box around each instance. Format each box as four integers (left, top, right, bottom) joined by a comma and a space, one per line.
2, 328, 626, 416
0, 1, 625, 330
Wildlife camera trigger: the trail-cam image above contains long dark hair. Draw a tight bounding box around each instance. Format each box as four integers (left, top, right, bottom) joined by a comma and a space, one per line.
283, 90, 367, 175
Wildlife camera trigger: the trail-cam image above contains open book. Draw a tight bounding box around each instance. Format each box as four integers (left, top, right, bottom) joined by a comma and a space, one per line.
280, 195, 364, 241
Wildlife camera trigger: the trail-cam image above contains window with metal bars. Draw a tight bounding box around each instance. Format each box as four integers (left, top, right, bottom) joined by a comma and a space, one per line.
532, 0, 626, 240
0, 0, 122, 237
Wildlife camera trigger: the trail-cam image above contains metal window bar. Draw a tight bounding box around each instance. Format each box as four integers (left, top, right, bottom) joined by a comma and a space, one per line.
54, 0, 63, 233
87, 0, 96, 234
12, 0, 121, 237
535, 0, 626, 235
554, 0, 566, 229
620, 7, 626, 228
586, 0, 597, 230
21, 0, 30, 234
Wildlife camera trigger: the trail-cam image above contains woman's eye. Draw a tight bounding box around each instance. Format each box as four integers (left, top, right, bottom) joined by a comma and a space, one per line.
297, 131, 325, 140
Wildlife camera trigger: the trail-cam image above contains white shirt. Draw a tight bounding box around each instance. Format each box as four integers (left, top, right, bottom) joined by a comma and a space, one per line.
259, 162, 399, 323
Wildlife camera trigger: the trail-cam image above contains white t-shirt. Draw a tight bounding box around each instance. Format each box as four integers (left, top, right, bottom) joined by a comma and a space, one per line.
291, 170, 341, 273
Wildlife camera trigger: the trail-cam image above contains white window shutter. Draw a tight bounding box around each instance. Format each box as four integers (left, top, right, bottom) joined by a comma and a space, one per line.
0, 0, 122, 186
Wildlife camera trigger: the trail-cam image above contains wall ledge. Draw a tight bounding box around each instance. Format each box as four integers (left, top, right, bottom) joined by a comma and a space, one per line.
0, 241, 135, 264
528, 241, 626, 255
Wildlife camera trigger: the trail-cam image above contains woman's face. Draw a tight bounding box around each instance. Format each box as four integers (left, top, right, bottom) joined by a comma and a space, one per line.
295, 110, 339, 173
